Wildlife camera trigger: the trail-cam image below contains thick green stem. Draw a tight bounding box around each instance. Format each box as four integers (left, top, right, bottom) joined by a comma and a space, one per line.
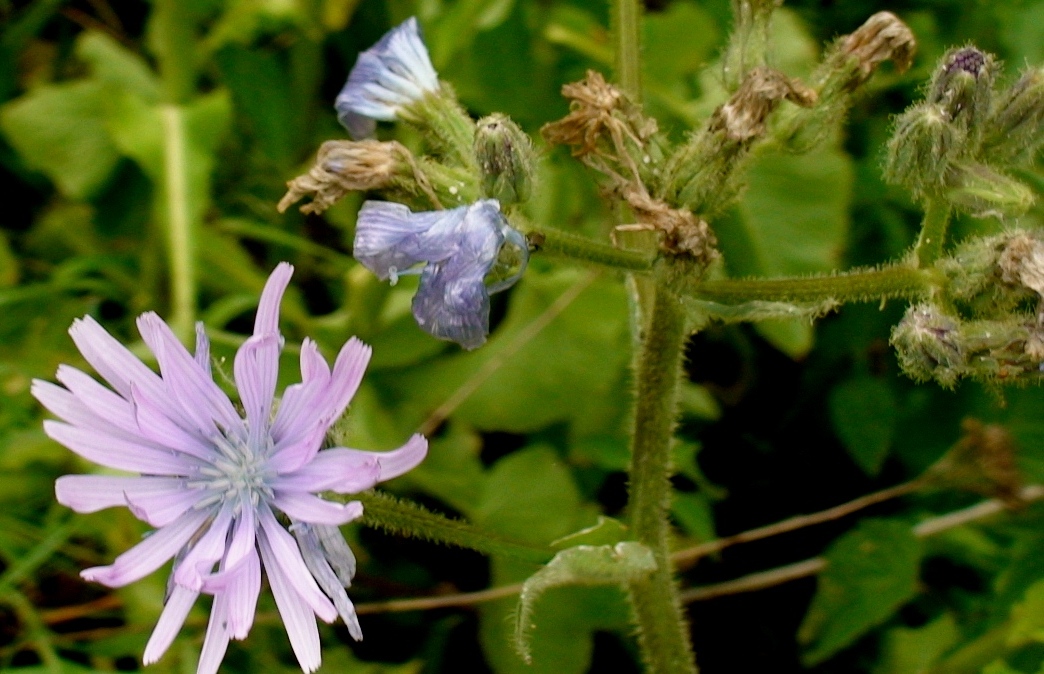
152, 0, 196, 104
528, 226, 655, 272
611, 0, 643, 101
914, 198, 952, 268
678, 264, 940, 305
356, 491, 553, 565
160, 105, 196, 341
627, 287, 698, 674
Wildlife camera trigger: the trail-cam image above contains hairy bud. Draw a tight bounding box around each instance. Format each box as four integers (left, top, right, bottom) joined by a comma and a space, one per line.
884, 102, 962, 194
928, 47, 996, 131
982, 66, 1044, 163
475, 113, 535, 206
946, 162, 1034, 219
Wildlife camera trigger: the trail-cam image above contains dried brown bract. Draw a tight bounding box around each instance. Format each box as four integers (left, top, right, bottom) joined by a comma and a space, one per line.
839, 11, 916, 89
927, 419, 1023, 506
713, 67, 817, 142
278, 140, 423, 215
541, 70, 657, 181
620, 187, 719, 265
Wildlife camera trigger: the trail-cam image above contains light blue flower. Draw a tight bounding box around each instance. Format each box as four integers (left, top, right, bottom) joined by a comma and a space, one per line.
33, 263, 428, 674
335, 17, 440, 139
354, 199, 529, 349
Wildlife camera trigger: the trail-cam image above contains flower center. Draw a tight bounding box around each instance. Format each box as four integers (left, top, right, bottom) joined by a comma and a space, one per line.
190, 431, 274, 513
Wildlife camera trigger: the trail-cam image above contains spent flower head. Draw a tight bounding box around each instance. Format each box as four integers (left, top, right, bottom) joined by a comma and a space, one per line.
354, 199, 528, 349
33, 263, 427, 674
335, 17, 440, 139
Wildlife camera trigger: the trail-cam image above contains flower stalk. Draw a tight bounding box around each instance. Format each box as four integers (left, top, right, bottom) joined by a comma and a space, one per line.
914, 197, 953, 268
626, 286, 698, 674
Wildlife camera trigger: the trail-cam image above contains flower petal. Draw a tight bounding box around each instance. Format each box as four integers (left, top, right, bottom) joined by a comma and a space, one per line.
258, 505, 337, 623
33, 380, 128, 436
68, 315, 164, 400
55, 475, 187, 515
143, 584, 199, 665
254, 262, 294, 337
173, 506, 233, 591
374, 433, 429, 481
81, 508, 210, 587
225, 547, 261, 640
55, 365, 138, 434
272, 493, 364, 526
194, 322, 211, 375
197, 591, 232, 674
293, 523, 362, 640
124, 481, 206, 527
44, 421, 197, 475
233, 333, 281, 447
258, 523, 323, 673
353, 201, 465, 280
130, 383, 214, 461
269, 449, 380, 494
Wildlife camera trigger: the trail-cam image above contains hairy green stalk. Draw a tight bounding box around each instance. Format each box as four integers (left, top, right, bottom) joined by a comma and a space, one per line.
679, 264, 940, 305
914, 198, 953, 268
529, 226, 656, 272
356, 491, 553, 565
627, 288, 699, 674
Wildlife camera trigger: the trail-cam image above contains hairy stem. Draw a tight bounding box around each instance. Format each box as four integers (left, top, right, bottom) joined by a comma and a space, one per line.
914, 198, 952, 268
680, 264, 940, 305
356, 491, 553, 565
626, 287, 699, 674
528, 226, 655, 272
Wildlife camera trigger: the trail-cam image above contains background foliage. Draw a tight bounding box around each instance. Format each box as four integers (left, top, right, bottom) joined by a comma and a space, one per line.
4, 0, 1044, 672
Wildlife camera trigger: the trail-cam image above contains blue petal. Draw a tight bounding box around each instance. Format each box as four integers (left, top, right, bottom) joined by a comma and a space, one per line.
354, 201, 469, 281
411, 204, 505, 349
334, 17, 439, 139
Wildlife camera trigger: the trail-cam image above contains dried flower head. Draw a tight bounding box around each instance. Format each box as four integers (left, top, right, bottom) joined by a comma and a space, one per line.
714, 67, 817, 142
838, 11, 916, 89
34, 263, 428, 674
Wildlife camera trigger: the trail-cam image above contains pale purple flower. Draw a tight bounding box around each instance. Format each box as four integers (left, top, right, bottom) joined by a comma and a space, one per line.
335, 17, 440, 139
354, 199, 529, 350
33, 262, 427, 674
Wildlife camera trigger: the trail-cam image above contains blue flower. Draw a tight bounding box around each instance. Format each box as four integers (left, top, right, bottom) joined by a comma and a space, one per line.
354, 199, 529, 349
335, 17, 440, 139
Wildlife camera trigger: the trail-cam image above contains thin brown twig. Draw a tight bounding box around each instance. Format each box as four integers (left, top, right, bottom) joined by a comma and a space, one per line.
416, 271, 600, 436
676, 483, 1044, 604
39, 594, 122, 625
351, 484, 1044, 615
672, 479, 923, 569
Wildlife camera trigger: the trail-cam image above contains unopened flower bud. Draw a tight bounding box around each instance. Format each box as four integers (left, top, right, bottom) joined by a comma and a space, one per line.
475, 113, 534, 206
891, 303, 966, 387
884, 102, 961, 194
945, 162, 1034, 219
982, 66, 1044, 163
928, 47, 996, 130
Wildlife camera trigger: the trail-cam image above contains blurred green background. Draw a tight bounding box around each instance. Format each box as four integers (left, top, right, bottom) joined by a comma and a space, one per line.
5, 0, 1044, 672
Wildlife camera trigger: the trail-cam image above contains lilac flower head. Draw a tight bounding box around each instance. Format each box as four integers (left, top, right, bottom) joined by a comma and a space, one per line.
354, 199, 529, 349
33, 263, 427, 674
335, 17, 440, 139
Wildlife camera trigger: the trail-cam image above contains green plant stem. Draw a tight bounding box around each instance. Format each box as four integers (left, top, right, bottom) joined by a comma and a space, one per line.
611, 0, 643, 101
680, 264, 940, 305
528, 226, 655, 272
160, 104, 196, 341
914, 198, 952, 268
152, 0, 196, 104
626, 287, 699, 674
355, 491, 553, 565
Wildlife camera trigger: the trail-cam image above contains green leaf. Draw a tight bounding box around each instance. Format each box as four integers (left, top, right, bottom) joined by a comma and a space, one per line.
215, 45, 296, 167
513, 542, 656, 662
551, 516, 629, 550
0, 81, 122, 199
75, 31, 160, 103
829, 376, 899, 475
670, 491, 716, 542
473, 445, 588, 545
717, 143, 853, 357
1007, 579, 1044, 646
874, 613, 959, 674
799, 519, 922, 665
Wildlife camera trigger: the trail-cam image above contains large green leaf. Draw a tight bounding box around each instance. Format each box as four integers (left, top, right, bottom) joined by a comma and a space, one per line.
829, 376, 899, 475
0, 81, 121, 199
799, 519, 922, 665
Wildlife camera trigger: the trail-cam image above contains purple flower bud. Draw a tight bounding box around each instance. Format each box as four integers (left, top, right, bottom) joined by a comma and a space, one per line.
334, 17, 440, 139
354, 199, 529, 349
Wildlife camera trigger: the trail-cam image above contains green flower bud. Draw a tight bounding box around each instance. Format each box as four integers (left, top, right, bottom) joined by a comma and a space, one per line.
983, 66, 1044, 163
474, 113, 535, 206
939, 232, 1038, 315
891, 303, 966, 387
884, 102, 962, 193
945, 162, 1034, 218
